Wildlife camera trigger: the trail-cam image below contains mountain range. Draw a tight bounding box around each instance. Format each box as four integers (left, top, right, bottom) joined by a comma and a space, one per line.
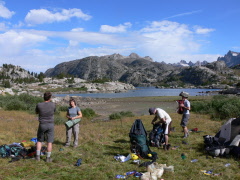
44, 51, 240, 87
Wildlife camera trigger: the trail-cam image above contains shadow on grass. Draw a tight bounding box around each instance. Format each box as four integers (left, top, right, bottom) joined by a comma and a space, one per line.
54, 140, 65, 146
102, 144, 129, 156
114, 139, 129, 143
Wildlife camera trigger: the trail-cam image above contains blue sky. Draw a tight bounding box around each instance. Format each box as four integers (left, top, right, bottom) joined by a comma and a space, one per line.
0, 0, 240, 73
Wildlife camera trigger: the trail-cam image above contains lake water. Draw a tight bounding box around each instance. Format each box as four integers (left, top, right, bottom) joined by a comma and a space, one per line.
54, 87, 220, 98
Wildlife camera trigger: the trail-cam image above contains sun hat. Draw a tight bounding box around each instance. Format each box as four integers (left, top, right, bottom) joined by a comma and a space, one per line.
179, 91, 189, 98
149, 108, 156, 115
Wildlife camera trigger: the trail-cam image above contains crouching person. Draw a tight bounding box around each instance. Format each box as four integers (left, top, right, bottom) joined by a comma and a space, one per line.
149, 107, 172, 150
35, 92, 56, 162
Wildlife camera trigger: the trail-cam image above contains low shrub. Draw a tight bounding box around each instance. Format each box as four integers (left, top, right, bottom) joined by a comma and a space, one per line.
109, 111, 135, 120
109, 113, 121, 120
0, 94, 42, 112
5, 99, 27, 111
81, 108, 96, 119
191, 95, 240, 120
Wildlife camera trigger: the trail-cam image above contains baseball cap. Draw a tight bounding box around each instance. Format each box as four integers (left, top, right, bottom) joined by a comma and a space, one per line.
149, 108, 156, 115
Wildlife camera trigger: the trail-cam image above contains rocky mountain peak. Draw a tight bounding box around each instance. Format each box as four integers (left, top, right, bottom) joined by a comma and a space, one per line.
129, 53, 140, 59
217, 50, 240, 67
104, 53, 125, 60
143, 56, 153, 61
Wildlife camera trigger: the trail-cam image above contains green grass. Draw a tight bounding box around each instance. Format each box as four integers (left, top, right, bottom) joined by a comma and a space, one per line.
0, 95, 240, 180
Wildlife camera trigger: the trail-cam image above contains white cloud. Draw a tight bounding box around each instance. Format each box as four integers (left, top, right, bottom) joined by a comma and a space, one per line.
138, 20, 200, 61
0, 1, 15, 19
0, 30, 47, 56
100, 22, 132, 33
71, 28, 84, 32
25, 8, 92, 25
0, 20, 219, 73
194, 26, 215, 34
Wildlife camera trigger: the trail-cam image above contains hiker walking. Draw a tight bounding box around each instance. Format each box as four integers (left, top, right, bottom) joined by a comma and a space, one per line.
35, 92, 56, 162
179, 91, 191, 138
149, 107, 172, 150
65, 98, 82, 148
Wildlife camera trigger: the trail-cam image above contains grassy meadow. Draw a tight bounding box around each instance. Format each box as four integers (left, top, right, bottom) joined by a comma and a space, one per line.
0, 96, 240, 180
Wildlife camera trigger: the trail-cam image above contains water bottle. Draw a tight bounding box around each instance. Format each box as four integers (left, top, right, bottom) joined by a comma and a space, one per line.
181, 153, 186, 160
125, 170, 136, 176
190, 159, 198, 162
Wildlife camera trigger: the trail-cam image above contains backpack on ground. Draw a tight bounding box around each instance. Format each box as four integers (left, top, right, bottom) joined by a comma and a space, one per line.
0, 145, 11, 158
129, 119, 157, 161
149, 124, 165, 148
203, 135, 226, 157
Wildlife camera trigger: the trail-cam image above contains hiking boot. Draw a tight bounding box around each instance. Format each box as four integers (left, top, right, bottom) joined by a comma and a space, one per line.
35, 155, 40, 161
183, 133, 189, 138
163, 145, 167, 151
46, 157, 52, 163
166, 144, 171, 150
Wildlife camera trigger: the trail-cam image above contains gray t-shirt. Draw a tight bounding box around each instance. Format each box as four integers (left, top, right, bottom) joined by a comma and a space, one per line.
36, 101, 56, 124
67, 106, 81, 118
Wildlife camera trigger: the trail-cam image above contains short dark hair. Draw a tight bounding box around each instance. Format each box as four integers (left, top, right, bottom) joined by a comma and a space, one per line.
44, 92, 52, 101
69, 98, 76, 106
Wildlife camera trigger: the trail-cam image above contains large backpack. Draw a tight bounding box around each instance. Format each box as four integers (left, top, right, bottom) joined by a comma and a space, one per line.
149, 124, 165, 147
129, 119, 154, 159
0, 145, 11, 158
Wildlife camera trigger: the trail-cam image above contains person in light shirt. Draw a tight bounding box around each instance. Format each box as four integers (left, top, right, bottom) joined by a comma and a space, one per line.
179, 91, 191, 138
149, 107, 172, 150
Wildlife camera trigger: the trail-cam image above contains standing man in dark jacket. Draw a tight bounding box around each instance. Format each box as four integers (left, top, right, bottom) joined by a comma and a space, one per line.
35, 92, 56, 162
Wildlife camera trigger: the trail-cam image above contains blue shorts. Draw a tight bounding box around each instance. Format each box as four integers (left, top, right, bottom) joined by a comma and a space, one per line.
37, 123, 54, 143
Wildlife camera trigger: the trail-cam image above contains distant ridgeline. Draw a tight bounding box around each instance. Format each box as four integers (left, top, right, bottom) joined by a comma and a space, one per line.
0, 50, 240, 89
217, 50, 240, 68
44, 52, 240, 87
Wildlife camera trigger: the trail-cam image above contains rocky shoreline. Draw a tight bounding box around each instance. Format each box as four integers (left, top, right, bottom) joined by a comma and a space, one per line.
0, 78, 135, 96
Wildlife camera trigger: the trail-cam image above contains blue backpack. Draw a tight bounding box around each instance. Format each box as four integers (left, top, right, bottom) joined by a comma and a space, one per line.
0, 145, 11, 158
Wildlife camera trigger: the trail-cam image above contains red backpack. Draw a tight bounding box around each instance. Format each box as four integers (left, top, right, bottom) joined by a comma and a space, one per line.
176, 100, 184, 114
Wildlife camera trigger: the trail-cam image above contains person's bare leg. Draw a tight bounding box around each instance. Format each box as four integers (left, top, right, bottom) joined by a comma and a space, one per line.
183, 126, 189, 137
46, 143, 53, 162
36, 142, 42, 161
165, 135, 168, 145
47, 142, 52, 152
